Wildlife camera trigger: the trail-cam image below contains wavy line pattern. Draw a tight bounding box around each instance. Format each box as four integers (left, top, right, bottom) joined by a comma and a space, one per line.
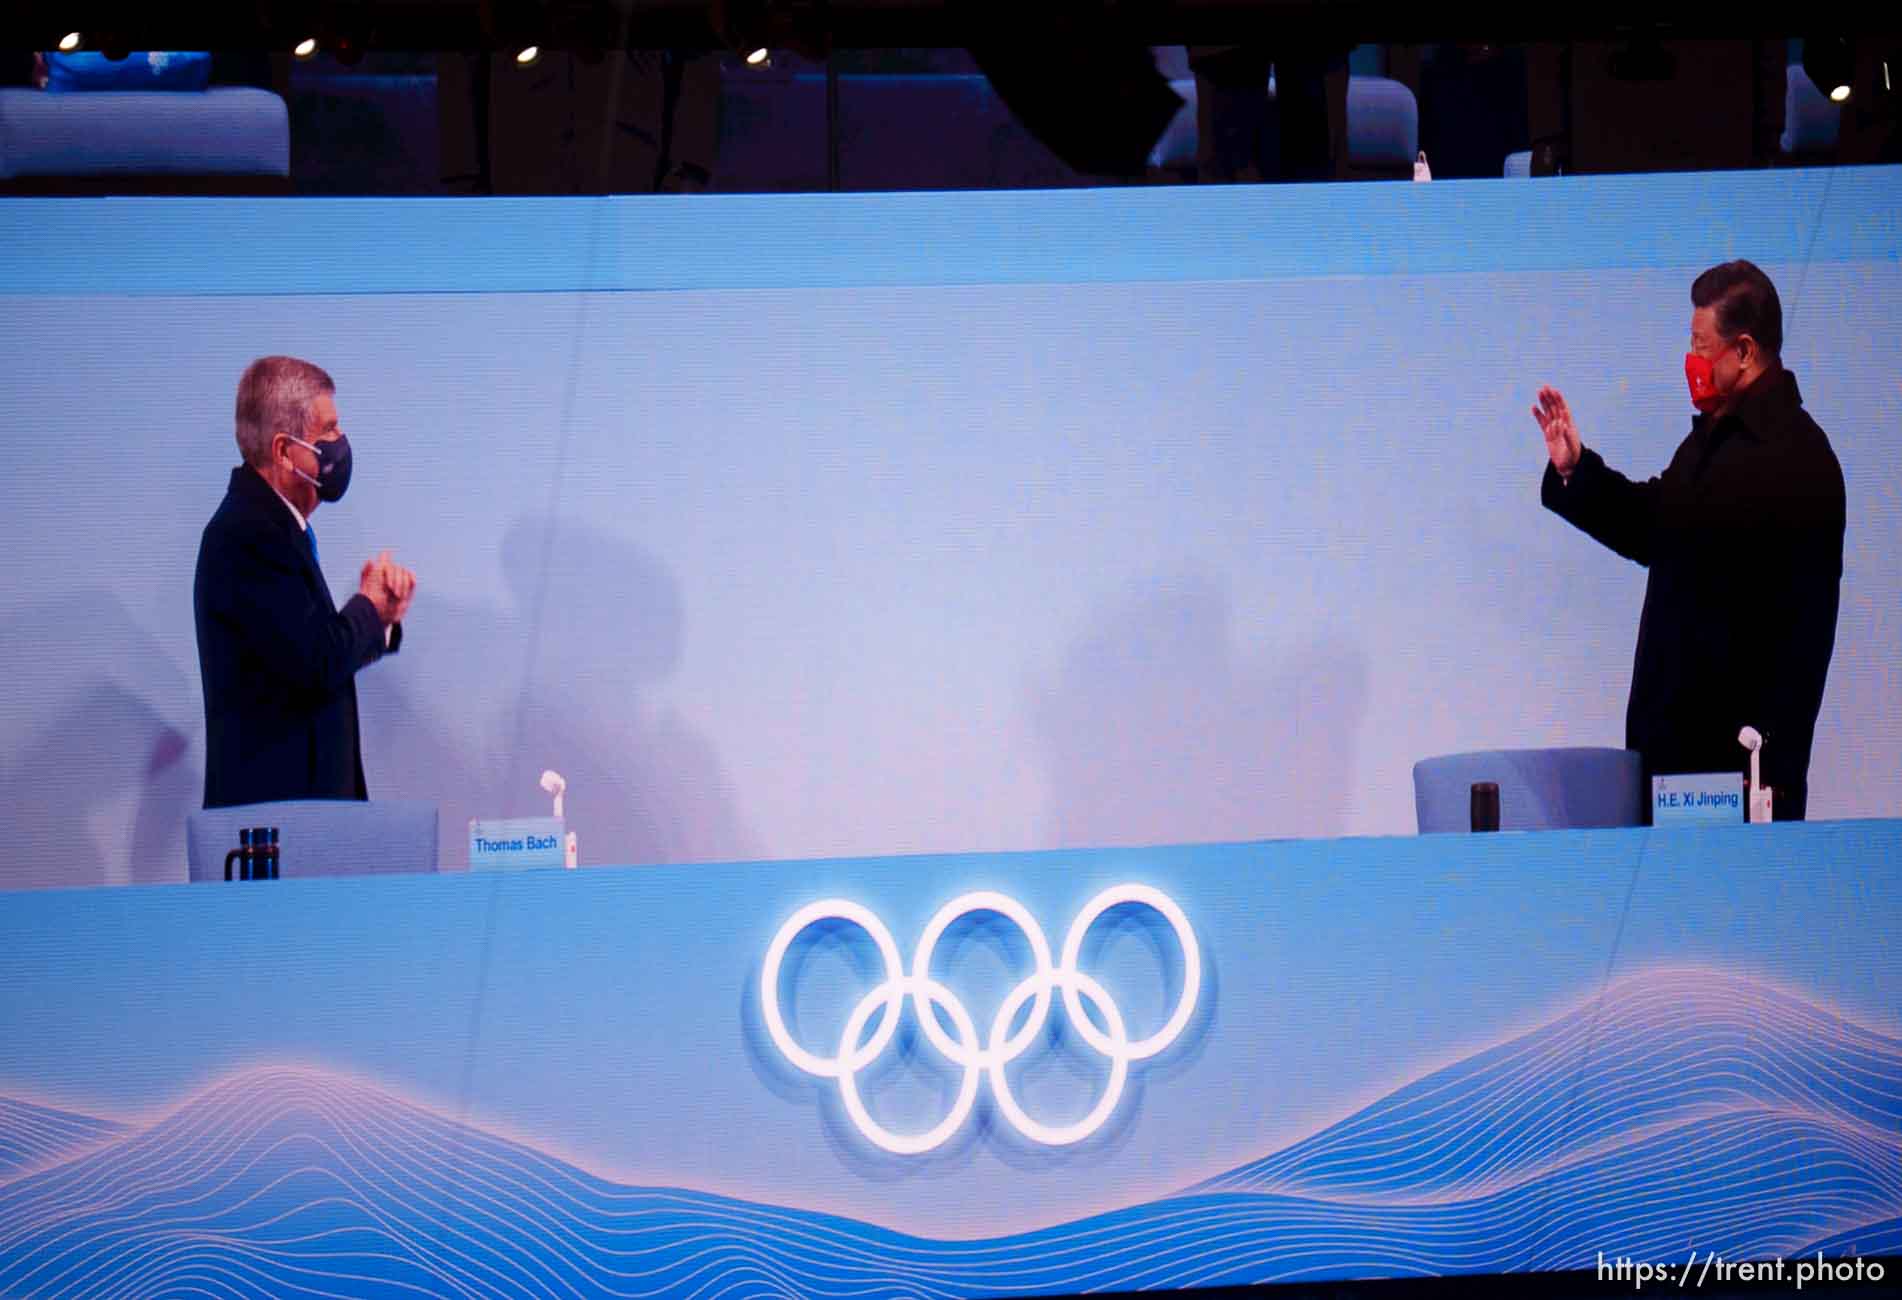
1194, 968, 1902, 1204
0, 1098, 128, 1182
0, 968, 1895, 1298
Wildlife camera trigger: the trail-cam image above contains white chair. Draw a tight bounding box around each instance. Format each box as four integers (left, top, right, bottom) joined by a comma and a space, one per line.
0, 85, 288, 191
186, 800, 439, 882
1413, 749, 1645, 834
1780, 63, 1842, 158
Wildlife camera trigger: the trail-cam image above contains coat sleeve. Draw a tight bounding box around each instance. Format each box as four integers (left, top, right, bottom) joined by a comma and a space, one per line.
198, 525, 388, 697
1540, 446, 1663, 568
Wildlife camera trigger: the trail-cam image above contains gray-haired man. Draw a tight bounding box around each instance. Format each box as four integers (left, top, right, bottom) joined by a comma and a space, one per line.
194, 355, 416, 808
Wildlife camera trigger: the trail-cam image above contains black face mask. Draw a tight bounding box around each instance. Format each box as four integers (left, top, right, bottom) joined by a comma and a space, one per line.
285, 432, 353, 503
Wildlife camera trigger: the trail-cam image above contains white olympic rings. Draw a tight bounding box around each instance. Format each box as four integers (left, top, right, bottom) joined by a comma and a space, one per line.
759, 884, 1199, 1154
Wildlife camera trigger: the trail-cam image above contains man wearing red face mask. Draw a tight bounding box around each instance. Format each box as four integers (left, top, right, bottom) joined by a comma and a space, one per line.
1533, 260, 1845, 821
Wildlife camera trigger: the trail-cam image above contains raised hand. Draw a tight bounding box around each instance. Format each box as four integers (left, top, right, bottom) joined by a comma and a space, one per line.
383, 559, 416, 624
359, 551, 399, 624
358, 550, 415, 625
1532, 386, 1581, 477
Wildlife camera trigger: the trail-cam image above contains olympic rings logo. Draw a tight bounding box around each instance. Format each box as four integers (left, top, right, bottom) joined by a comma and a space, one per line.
760, 884, 1199, 1154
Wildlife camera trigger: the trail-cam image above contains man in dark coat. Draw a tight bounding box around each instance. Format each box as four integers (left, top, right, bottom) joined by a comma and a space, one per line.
1535, 260, 1845, 820
195, 356, 416, 809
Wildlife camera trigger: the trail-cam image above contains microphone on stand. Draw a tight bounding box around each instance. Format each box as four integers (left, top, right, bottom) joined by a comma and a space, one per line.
1738, 727, 1772, 823
541, 769, 578, 868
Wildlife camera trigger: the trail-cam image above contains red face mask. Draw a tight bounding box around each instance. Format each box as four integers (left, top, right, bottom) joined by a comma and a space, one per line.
1684, 348, 1730, 413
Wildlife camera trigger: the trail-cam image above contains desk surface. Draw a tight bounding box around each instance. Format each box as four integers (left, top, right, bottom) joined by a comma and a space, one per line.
2, 820, 1898, 1295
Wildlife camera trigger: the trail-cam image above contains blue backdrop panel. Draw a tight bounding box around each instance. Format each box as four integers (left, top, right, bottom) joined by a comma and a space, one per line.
2, 168, 1900, 888
1, 822, 1897, 1295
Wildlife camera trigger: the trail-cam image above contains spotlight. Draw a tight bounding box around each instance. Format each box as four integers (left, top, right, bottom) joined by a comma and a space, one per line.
515, 45, 541, 67
712, 0, 827, 66
57, 31, 82, 53
293, 37, 319, 60
1804, 36, 1855, 107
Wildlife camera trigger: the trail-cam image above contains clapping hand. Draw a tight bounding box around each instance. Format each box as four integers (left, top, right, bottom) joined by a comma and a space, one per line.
1532, 386, 1582, 477
358, 550, 417, 626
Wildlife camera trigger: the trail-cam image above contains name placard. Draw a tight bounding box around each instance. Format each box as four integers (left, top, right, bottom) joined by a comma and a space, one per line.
470, 817, 566, 870
1652, 773, 1743, 825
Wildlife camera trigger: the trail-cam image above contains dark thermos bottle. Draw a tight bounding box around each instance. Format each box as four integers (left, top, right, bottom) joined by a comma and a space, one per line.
1471, 782, 1501, 833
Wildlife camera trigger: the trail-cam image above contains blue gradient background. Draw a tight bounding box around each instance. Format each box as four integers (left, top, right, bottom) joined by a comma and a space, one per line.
1, 821, 1897, 1246
0, 168, 1898, 886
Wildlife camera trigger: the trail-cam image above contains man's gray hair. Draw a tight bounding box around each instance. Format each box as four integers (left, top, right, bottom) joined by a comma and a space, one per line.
234, 356, 335, 468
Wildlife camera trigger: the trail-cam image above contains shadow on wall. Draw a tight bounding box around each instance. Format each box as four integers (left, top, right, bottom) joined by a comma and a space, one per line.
1032, 572, 1370, 847
0, 590, 198, 889
362, 514, 758, 869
